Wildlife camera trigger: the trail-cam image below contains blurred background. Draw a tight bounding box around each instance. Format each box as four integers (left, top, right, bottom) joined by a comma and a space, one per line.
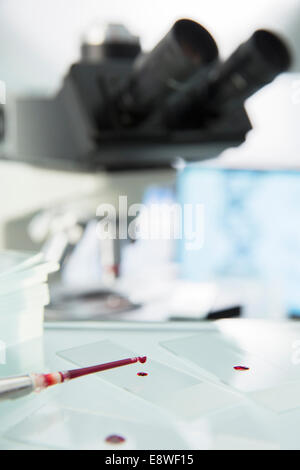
1, 0, 300, 322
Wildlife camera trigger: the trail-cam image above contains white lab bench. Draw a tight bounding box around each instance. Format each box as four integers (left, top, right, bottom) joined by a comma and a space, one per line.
0, 319, 300, 450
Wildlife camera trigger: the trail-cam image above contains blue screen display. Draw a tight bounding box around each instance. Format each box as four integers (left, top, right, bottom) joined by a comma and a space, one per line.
178, 166, 300, 316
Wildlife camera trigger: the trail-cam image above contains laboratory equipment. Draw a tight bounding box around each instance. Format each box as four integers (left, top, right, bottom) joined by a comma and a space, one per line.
0, 20, 292, 323
165, 29, 291, 128
2, 319, 300, 449
0, 251, 58, 345
0, 355, 146, 402
116, 19, 219, 124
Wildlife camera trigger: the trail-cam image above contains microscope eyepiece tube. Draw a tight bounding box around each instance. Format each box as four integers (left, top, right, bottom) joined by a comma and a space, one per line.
209, 29, 291, 107
165, 29, 292, 129
251, 29, 291, 74
118, 18, 218, 123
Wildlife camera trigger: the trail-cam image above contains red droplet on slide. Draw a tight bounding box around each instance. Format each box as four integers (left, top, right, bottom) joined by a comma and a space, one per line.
138, 356, 147, 364
105, 435, 126, 445
137, 372, 148, 377
234, 366, 250, 371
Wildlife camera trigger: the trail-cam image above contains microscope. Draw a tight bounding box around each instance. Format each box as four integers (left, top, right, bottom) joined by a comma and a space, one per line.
1, 19, 291, 320
3, 19, 291, 170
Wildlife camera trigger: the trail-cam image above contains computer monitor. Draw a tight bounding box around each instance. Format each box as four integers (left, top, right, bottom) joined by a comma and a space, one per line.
178, 166, 300, 317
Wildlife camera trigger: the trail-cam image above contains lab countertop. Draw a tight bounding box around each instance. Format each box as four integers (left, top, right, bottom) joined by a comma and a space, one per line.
0, 319, 300, 450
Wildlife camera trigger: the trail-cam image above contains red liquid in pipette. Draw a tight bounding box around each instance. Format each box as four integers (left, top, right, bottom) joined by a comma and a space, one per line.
34, 356, 147, 391
63, 356, 147, 381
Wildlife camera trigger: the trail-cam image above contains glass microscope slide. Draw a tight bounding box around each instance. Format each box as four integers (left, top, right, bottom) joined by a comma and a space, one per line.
5, 404, 187, 450
160, 332, 291, 393
57, 340, 240, 420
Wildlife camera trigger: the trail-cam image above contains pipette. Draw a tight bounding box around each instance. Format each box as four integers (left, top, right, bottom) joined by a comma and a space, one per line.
0, 356, 147, 402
